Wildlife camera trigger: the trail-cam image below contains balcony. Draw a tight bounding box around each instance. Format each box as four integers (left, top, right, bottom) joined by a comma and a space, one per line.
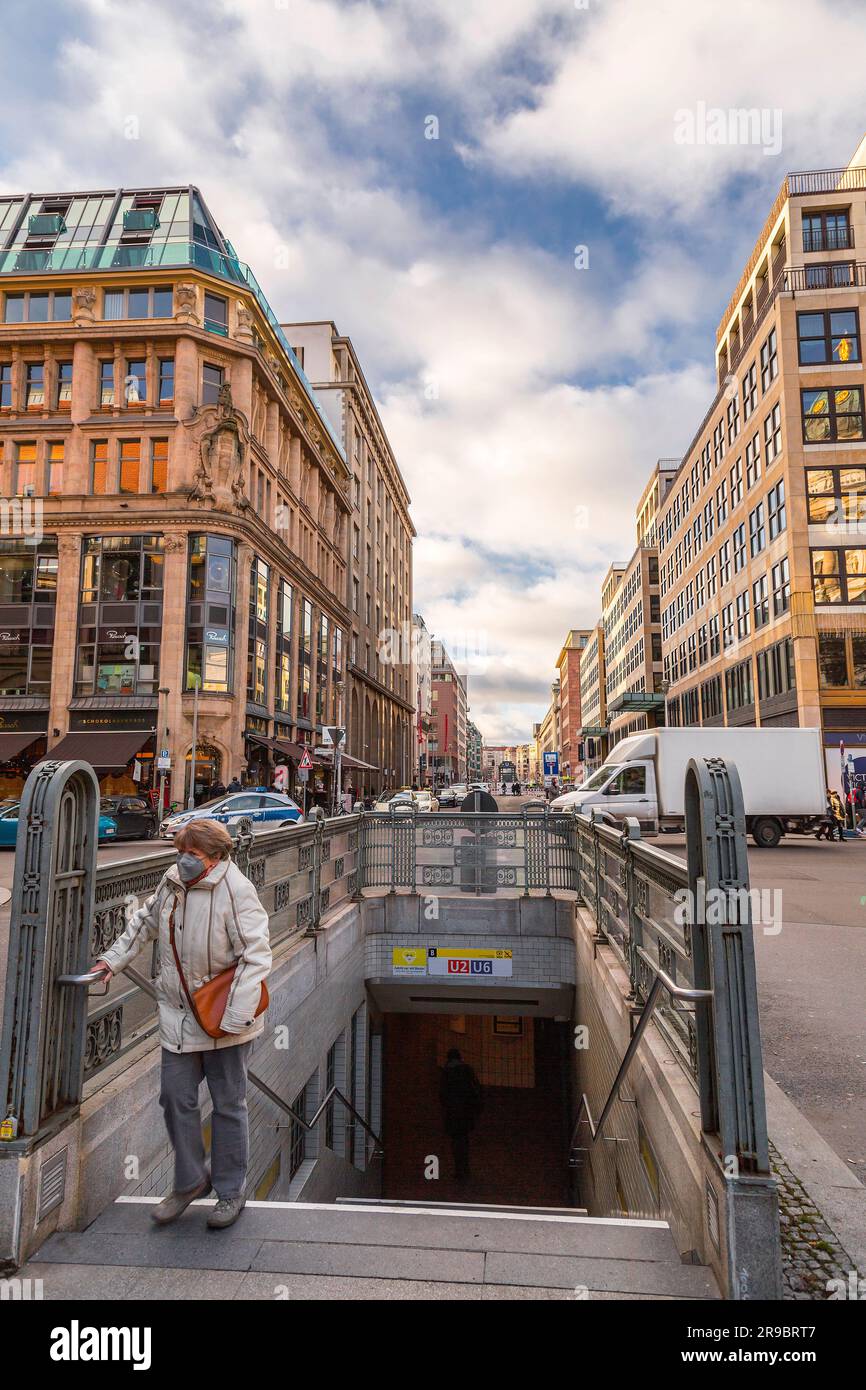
802, 225, 855, 253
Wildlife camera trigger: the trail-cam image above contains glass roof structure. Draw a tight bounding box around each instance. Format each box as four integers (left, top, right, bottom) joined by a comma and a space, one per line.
0, 185, 345, 461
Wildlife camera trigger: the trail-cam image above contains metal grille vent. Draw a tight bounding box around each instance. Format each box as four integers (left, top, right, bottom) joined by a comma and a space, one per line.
38, 1147, 68, 1222
705, 1179, 720, 1252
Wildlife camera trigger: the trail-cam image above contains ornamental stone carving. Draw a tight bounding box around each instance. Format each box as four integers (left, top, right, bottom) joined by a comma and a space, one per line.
174, 283, 200, 322
235, 301, 254, 341
73, 286, 97, 325
187, 382, 251, 512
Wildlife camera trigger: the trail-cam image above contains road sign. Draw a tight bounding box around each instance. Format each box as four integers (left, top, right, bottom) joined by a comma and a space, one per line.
296, 768, 309, 782
321, 727, 345, 747
298, 748, 314, 771
157, 749, 171, 771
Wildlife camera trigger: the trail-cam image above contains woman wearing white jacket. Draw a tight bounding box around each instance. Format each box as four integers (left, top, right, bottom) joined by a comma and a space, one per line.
92, 819, 271, 1230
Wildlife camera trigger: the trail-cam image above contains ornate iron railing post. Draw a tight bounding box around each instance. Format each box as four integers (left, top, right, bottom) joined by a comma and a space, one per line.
0, 759, 100, 1137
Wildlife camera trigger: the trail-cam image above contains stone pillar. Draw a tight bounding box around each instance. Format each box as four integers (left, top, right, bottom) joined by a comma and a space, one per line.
173, 335, 199, 424
159, 535, 191, 794
48, 534, 82, 743
69, 340, 96, 492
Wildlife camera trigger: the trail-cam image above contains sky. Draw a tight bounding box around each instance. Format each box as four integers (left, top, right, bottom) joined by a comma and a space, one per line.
2, 0, 866, 742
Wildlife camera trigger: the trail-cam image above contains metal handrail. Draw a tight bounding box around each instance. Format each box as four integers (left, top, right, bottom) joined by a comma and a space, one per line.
568, 948, 712, 1163
58, 966, 383, 1154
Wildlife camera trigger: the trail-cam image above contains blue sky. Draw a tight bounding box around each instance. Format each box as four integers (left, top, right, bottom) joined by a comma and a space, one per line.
2, 0, 865, 740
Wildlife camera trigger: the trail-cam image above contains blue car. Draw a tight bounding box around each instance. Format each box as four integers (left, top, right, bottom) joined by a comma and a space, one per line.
160, 791, 304, 840
0, 800, 118, 846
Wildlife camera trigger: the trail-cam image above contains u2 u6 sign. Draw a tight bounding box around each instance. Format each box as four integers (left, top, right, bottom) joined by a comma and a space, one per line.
427, 948, 513, 978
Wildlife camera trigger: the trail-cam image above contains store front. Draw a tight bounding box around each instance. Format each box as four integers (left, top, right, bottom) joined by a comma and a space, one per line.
51, 709, 157, 796
0, 721, 48, 797
185, 740, 223, 805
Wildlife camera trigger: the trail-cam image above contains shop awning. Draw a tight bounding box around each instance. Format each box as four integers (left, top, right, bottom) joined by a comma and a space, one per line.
339, 752, 380, 772
247, 733, 328, 765
0, 732, 43, 762
47, 731, 153, 773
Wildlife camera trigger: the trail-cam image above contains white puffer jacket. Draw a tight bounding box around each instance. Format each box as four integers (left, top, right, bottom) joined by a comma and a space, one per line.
98, 857, 272, 1053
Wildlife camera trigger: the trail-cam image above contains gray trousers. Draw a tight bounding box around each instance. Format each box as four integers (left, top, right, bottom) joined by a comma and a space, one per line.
159, 1043, 253, 1199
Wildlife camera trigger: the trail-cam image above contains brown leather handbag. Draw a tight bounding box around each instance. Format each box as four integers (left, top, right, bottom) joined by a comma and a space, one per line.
169, 903, 268, 1040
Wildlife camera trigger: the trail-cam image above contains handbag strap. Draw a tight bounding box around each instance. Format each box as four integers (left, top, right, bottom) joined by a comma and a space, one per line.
168, 899, 200, 1020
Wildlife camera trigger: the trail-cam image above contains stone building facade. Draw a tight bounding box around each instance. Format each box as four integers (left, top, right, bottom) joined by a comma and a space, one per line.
0, 186, 353, 805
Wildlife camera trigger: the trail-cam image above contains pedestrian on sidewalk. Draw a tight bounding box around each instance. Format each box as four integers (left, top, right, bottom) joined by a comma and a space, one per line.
91, 819, 271, 1231
439, 1048, 482, 1181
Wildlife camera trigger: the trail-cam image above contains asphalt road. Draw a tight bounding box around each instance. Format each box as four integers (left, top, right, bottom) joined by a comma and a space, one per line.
0, 800, 862, 1183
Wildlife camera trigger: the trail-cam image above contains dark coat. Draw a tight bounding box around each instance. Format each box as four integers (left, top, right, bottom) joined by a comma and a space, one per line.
439, 1060, 482, 1134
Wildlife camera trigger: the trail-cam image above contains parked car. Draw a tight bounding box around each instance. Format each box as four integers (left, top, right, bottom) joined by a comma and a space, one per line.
99, 795, 157, 841
437, 787, 457, 808
372, 791, 415, 813
0, 800, 118, 847
413, 789, 439, 812
160, 791, 303, 840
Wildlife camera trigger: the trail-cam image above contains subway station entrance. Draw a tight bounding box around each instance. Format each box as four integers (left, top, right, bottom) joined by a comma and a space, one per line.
381, 1013, 573, 1208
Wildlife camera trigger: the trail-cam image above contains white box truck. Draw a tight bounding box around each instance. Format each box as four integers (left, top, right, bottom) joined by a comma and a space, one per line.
551, 728, 827, 847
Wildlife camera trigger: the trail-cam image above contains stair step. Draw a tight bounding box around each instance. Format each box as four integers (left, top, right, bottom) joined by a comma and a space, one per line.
26, 1196, 719, 1297
337, 1197, 590, 1218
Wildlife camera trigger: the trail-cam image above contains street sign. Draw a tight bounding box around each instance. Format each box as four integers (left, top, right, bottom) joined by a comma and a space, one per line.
321, 727, 345, 747
298, 749, 314, 771
296, 768, 309, 782
157, 749, 171, 771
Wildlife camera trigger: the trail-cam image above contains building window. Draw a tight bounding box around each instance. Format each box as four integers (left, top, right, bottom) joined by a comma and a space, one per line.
722, 601, 735, 650
4, 289, 71, 323
103, 285, 173, 320
753, 574, 769, 629
92, 440, 109, 494
715, 479, 728, 527
56, 361, 73, 410
0, 364, 11, 410
316, 613, 329, 723
727, 394, 740, 445
767, 480, 786, 538
0, 538, 58, 695
802, 386, 864, 443
742, 363, 757, 421
771, 557, 790, 616
119, 439, 140, 494
806, 465, 866, 525
802, 209, 851, 253
745, 432, 761, 489
736, 589, 751, 639
701, 674, 722, 720
99, 360, 114, 408
275, 579, 293, 715
757, 638, 795, 701
14, 442, 37, 496
297, 598, 312, 720
725, 657, 754, 712
760, 328, 778, 392
203, 292, 228, 336
186, 535, 235, 693
202, 362, 224, 405
817, 634, 848, 688
749, 501, 765, 557
719, 540, 731, 586
246, 558, 269, 706
764, 402, 783, 459
289, 1086, 307, 1178
25, 363, 44, 410
729, 457, 743, 508
709, 613, 720, 657
157, 357, 174, 406
810, 546, 866, 604
150, 439, 168, 494
797, 308, 860, 366
76, 534, 164, 697
47, 441, 63, 496
124, 358, 146, 406
733, 522, 747, 572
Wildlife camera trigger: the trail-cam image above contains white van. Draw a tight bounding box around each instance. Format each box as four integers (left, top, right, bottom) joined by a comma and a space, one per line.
551, 728, 826, 847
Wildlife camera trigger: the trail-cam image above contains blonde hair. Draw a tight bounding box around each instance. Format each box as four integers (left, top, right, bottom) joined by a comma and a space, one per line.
173, 818, 233, 859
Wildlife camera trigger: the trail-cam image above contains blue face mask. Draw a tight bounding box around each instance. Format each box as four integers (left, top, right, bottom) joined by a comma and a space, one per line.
177, 852, 206, 884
